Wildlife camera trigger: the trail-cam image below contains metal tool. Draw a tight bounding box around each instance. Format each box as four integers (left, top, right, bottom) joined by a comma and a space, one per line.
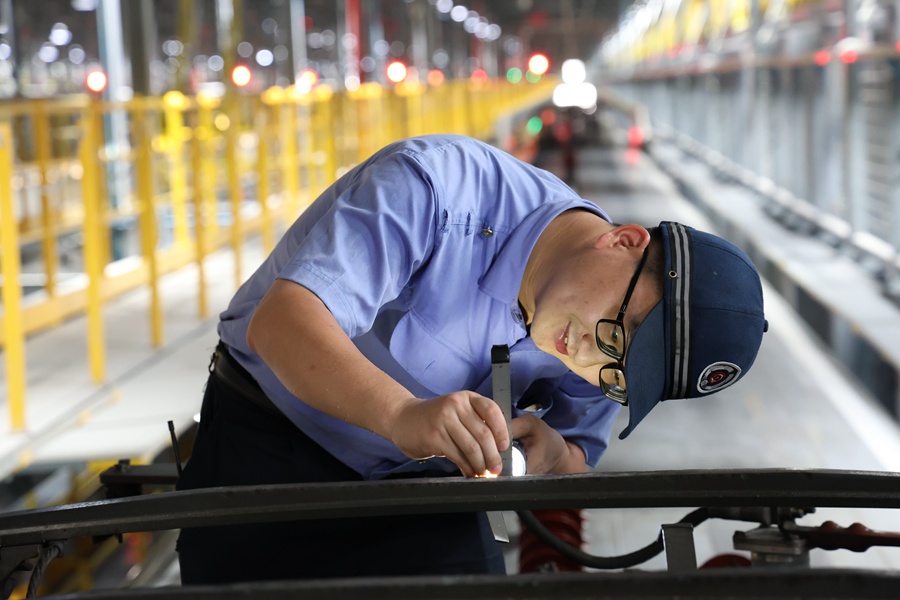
486, 344, 513, 542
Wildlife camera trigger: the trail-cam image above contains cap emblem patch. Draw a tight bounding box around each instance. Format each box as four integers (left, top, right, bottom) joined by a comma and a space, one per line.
697, 362, 741, 394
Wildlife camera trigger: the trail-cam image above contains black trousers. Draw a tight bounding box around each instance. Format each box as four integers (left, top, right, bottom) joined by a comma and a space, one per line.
176, 365, 506, 584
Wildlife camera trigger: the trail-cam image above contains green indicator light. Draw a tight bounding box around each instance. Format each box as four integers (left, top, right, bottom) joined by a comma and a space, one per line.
526, 116, 543, 135
507, 67, 523, 83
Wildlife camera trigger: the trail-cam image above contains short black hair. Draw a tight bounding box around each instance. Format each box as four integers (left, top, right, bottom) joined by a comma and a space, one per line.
644, 226, 664, 298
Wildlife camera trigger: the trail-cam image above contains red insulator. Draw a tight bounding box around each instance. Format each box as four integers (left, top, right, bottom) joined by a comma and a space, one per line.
518, 509, 585, 573
700, 553, 752, 569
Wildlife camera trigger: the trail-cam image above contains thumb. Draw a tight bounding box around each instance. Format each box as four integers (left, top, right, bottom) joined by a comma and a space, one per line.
511, 414, 540, 440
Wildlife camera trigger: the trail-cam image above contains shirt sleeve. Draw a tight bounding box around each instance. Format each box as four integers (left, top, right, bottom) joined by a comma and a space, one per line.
277, 153, 439, 338
541, 374, 621, 468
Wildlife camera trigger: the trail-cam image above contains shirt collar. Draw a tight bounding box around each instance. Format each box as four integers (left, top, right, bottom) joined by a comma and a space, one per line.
478, 198, 611, 304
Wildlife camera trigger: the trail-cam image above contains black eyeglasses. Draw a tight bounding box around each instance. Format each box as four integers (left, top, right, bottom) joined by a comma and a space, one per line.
596, 248, 649, 404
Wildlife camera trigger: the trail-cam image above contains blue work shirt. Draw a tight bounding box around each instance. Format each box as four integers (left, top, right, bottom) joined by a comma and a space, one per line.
218, 135, 621, 479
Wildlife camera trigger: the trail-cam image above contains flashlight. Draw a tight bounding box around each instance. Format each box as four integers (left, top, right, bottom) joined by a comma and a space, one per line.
511, 441, 527, 476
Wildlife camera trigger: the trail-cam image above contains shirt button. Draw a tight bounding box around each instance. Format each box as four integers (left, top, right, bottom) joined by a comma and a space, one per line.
482, 228, 494, 237
510, 307, 523, 323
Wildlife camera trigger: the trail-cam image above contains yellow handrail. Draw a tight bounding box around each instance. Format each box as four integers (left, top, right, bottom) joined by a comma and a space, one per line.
0, 122, 25, 431
80, 100, 106, 383
0, 77, 557, 433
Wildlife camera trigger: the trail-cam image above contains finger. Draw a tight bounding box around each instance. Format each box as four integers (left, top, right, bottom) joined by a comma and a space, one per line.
511, 414, 540, 440
444, 414, 494, 476
471, 394, 510, 451
457, 409, 505, 475
427, 420, 478, 477
445, 444, 478, 478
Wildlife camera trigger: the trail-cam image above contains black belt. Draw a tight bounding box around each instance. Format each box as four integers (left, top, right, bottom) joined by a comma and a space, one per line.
210, 342, 289, 421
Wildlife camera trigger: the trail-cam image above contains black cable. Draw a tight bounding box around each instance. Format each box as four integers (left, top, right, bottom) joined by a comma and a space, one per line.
517, 507, 709, 570
26, 542, 64, 598
168, 420, 183, 477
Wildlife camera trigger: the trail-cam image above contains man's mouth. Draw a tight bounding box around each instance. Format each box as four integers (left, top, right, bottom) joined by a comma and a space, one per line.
555, 323, 570, 356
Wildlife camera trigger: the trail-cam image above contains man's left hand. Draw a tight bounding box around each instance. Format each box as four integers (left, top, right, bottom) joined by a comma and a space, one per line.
510, 415, 586, 474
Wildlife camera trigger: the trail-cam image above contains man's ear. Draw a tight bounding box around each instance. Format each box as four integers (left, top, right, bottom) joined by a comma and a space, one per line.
595, 223, 650, 250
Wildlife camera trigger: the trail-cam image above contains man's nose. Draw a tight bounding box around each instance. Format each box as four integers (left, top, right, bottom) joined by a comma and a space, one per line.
572, 333, 605, 368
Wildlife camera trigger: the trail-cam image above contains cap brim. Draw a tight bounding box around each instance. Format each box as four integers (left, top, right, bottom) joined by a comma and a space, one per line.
619, 300, 666, 439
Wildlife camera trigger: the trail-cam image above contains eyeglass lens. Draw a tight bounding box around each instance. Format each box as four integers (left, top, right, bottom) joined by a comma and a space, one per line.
600, 366, 627, 404
595, 321, 626, 359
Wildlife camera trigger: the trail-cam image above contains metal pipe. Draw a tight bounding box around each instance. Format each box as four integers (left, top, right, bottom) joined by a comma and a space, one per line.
1, 469, 899, 548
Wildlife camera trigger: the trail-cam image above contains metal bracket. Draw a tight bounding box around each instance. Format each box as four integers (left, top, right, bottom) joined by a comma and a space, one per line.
662, 523, 697, 571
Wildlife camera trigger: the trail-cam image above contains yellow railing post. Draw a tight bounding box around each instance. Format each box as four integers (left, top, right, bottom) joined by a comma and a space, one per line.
255, 97, 274, 254
190, 116, 208, 320
314, 86, 337, 187
134, 104, 164, 347
80, 101, 106, 383
294, 97, 313, 204
163, 91, 191, 249
195, 95, 219, 241
34, 100, 59, 301
0, 122, 26, 431
281, 95, 302, 217
403, 82, 425, 138
224, 96, 243, 287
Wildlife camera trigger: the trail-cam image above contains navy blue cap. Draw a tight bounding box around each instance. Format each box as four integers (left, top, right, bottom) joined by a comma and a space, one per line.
619, 222, 767, 439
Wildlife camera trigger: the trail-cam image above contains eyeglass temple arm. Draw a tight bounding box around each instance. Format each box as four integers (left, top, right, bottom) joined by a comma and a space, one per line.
616, 248, 649, 319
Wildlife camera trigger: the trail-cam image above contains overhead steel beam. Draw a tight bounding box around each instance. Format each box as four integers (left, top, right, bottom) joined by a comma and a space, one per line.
1, 469, 900, 548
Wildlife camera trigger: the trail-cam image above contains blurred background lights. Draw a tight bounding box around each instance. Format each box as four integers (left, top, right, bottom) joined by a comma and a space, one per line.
237, 41, 253, 58
162, 39, 184, 57
255, 49, 274, 67
552, 80, 597, 109
426, 69, 445, 86
68, 45, 85, 64
231, 64, 252, 87
207, 55, 224, 72
527, 53, 549, 75
344, 75, 360, 91
85, 69, 107, 92
296, 68, 318, 93
432, 49, 449, 69
561, 58, 586, 84
450, 5, 468, 22
38, 43, 59, 63
386, 60, 407, 83
49, 23, 72, 46
372, 39, 390, 57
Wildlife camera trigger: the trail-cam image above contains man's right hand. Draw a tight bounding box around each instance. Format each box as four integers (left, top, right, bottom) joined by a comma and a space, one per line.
389, 392, 510, 478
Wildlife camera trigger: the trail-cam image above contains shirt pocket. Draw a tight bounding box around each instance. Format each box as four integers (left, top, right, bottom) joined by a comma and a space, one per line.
513, 378, 558, 419
389, 312, 481, 395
